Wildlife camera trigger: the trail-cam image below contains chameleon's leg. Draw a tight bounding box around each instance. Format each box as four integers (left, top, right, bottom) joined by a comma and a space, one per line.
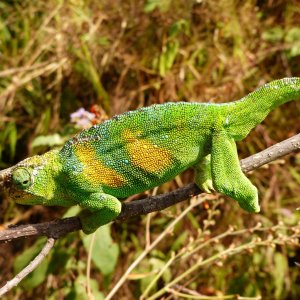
194, 154, 214, 193
78, 193, 122, 234
210, 129, 260, 213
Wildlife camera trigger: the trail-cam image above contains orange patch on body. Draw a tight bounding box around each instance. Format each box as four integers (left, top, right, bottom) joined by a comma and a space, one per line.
74, 144, 125, 187
123, 129, 173, 173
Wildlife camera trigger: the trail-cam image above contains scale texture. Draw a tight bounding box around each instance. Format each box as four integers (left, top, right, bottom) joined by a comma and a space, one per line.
1, 77, 299, 233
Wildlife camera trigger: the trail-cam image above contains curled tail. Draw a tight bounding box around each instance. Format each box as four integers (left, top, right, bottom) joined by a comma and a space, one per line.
224, 77, 300, 140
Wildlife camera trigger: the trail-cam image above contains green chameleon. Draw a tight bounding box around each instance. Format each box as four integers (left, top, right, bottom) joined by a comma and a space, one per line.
0, 78, 299, 234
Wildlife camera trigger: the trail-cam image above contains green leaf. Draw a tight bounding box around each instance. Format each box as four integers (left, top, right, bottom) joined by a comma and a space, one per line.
0, 122, 18, 161
159, 50, 166, 77
262, 27, 284, 43
98, 36, 110, 46
165, 40, 179, 70
14, 238, 50, 290
289, 167, 300, 184
273, 252, 288, 299
144, 0, 171, 13
190, 48, 208, 67
285, 27, 300, 43
0, 17, 11, 43
285, 27, 300, 58
89, 277, 105, 299
158, 40, 179, 77
63, 205, 81, 218
47, 287, 72, 300
169, 20, 189, 38
31, 133, 65, 148
8, 122, 17, 160
82, 225, 119, 276
139, 257, 171, 293
66, 275, 104, 300
170, 230, 188, 252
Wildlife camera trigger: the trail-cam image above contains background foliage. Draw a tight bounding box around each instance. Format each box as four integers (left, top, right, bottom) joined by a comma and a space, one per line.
0, 0, 300, 299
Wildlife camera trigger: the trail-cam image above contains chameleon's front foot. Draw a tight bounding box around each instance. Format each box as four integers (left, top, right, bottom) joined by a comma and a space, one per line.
78, 193, 122, 234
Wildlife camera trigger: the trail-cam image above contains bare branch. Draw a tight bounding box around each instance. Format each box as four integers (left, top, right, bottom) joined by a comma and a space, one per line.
0, 133, 299, 241
0, 238, 56, 297
240, 133, 300, 173
0, 218, 81, 241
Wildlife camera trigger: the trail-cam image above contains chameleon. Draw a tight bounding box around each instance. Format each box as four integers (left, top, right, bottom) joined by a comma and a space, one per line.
0, 77, 299, 234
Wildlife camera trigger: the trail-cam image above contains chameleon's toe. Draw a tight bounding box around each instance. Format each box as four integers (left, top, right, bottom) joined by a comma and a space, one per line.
198, 179, 214, 193
194, 155, 214, 193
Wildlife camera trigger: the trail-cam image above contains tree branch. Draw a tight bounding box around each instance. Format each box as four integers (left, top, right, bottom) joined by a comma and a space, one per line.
0, 133, 299, 242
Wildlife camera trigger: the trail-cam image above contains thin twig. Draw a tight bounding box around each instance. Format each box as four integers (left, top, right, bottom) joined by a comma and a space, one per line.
86, 232, 96, 300
147, 230, 299, 300
0, 238, 56, 297
0, 133, 299, 242
0, 58, 68, 111
165, 287, 261, 300
19, 2, 63, 63
140, 252, 176, 299
105, 198, 204, 300
0, 60, 58, 77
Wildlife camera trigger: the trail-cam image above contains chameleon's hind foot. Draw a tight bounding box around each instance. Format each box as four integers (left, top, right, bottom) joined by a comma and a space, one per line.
211, 129, 260, 213
194, 155, 215, 193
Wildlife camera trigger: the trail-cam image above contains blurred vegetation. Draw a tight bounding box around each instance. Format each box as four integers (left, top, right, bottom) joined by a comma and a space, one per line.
0, 0, 300, 299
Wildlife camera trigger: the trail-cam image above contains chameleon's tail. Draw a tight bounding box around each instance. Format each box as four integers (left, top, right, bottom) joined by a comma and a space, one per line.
224, 77, 300, 141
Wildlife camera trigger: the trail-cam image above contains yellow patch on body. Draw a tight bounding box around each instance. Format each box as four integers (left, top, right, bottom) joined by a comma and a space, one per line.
74, 144, 125, 187
123, 129, 173, 173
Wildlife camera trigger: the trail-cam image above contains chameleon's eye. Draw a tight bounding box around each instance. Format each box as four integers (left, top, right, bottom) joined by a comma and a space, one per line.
12, 167, 32, 189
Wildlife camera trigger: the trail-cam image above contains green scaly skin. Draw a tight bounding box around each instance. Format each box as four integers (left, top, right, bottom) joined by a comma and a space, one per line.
0, 78, 299, 234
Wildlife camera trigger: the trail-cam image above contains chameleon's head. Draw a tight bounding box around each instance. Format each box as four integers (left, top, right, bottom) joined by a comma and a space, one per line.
0, 164, 36, 205
0, 150, 62, 205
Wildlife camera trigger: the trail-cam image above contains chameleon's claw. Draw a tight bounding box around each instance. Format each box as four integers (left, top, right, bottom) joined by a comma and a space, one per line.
194, 155, 215, 193
199, 179, 215, 193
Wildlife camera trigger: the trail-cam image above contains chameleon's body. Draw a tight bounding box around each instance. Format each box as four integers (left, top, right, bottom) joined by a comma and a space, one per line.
1, 78, 300, 233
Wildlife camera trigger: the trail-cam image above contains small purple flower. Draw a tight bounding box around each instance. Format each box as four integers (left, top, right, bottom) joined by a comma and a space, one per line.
280, 208, 292, 217
70, 108, 95, 129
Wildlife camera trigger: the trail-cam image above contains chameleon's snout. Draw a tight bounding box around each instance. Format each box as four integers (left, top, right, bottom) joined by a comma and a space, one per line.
0, 167, 12, 190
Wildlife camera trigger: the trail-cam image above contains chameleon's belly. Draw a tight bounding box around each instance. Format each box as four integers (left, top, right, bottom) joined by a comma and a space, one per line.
60, 131, 209, 199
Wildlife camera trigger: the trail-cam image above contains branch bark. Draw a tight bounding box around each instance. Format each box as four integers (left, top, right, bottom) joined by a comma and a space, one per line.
0, 133, 299, 242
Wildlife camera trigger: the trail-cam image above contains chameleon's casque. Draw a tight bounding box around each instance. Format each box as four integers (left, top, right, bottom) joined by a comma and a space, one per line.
1, 78, 300, 233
